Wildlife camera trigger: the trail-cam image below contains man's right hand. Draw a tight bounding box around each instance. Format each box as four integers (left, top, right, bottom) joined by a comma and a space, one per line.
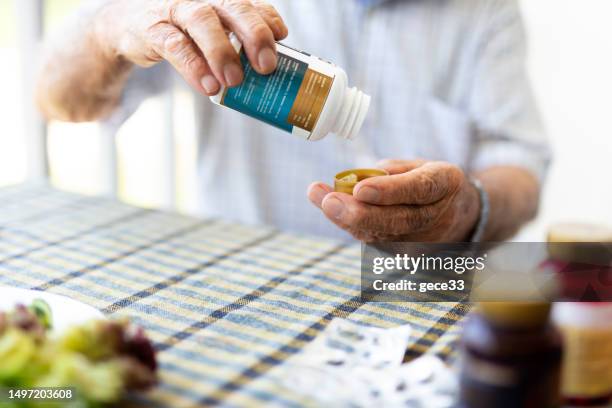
97, 0, 288, 95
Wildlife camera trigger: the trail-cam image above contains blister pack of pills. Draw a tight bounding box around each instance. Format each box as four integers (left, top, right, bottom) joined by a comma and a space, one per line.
278, 319, 457, 407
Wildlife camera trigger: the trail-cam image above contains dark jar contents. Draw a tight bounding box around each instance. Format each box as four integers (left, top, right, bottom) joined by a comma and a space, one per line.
458, 303, 563, 408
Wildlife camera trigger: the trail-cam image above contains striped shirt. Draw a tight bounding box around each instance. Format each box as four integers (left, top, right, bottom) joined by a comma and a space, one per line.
116, 0, 550, 240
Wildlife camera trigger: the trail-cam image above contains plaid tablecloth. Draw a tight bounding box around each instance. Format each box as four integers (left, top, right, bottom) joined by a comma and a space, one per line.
0, 184, 468, 407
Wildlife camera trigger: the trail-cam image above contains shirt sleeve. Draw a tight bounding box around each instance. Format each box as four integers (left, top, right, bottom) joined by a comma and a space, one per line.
467, 0, 551, 182
102, 62, 173, 130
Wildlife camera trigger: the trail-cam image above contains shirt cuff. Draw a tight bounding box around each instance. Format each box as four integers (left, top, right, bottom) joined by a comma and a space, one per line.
469, 140, 551, 183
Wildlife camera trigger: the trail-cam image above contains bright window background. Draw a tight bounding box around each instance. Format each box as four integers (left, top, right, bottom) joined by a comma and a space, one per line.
0, 0, 199, 212
0, 1, 28, 186
0, 1, 610, 239
518, 0, 612, 239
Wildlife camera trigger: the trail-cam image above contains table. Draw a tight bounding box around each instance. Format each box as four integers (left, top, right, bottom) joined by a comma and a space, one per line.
0, 184, 468, 407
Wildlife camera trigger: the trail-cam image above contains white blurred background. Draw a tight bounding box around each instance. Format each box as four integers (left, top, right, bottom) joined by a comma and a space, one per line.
517, 0, 612, 239
0, 0, 610, 240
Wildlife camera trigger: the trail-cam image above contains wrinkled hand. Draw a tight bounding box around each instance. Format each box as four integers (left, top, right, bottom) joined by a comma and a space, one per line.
308, 160, 481, 243
97, 0, 288, 94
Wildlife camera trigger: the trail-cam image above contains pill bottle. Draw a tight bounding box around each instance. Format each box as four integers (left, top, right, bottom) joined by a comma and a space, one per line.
210, 36, 370, 141
547, 223, 612, 406
458, 302, 563, 408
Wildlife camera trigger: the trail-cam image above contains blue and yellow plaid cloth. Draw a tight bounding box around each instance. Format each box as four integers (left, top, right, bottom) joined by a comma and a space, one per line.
0, 184, 468, 407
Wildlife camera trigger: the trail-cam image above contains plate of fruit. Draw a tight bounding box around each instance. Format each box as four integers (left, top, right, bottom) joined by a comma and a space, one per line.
0, 286, 157, 406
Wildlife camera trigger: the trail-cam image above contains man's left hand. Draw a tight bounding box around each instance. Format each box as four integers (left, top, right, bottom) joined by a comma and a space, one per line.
307, 160, 481, 242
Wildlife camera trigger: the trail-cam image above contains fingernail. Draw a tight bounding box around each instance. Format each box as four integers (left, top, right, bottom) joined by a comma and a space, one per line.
323, 197, 345, 220
258, 47, 277, 73
224, 63, 244, 87
356, 186, 380, 203
272, 18, 288, 38
310, 186, 328, 206
201, 75, 220, 94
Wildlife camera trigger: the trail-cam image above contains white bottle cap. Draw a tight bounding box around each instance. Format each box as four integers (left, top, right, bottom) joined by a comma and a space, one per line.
335, 87, 371, 140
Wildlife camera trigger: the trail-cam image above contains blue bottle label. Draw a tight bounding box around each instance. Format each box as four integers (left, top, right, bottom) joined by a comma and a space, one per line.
221, 49, 333, 134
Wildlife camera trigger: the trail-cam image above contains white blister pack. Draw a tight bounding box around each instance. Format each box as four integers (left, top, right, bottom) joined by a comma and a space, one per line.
279, 319, 457, 407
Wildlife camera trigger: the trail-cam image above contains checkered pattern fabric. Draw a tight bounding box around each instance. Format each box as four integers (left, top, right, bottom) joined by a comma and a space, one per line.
0, 185, 468, 407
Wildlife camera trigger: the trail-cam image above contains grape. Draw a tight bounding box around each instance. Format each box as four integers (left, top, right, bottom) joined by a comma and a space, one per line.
28, 299, 53, 330
124, 325, 157, 372
0, 329, 36, 381
36, 353, 124, 403
10, 305, 45, 340
59, 320, 122, 361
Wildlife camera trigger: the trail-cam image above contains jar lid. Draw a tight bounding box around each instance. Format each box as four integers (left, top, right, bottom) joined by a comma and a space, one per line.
478, 302, 552, 328
334, 168, 388, 195
547, 223, 612, 263
548, 223, 612, 243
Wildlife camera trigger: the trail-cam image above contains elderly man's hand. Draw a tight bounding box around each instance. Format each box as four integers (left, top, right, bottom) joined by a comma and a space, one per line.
98, 0, 288, 95
308, 160, 481, 242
